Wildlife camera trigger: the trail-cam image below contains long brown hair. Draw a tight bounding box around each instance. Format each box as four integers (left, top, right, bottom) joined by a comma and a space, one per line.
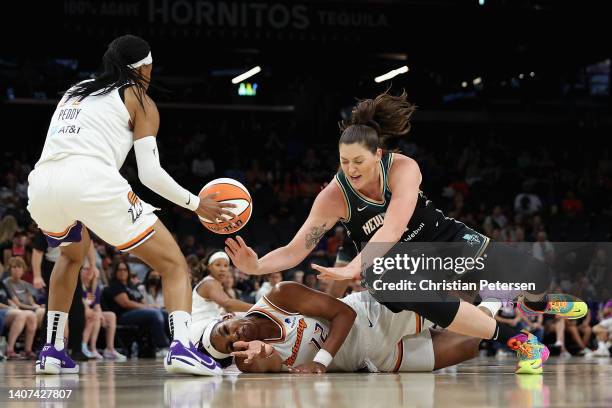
339, 89, 416, 153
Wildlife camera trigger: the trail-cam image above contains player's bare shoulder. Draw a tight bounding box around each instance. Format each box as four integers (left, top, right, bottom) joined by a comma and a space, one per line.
125, 88, 159, 140
314, 178, 348, 220
388, 152, 422, 186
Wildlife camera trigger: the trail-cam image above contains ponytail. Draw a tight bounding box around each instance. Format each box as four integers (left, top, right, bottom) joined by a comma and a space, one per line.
339, 89, 416, 152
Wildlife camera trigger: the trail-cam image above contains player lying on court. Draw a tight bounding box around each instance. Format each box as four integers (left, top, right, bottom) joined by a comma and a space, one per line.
198, 281, 482, 374
225, 90, 587, 374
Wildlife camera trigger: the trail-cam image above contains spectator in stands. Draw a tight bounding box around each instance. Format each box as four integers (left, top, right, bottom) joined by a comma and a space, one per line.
186, 254, 202, 288
189, 251, 252, 344
141, 269, 164, 309
221, 272, 242, 301
561, 190, 584, 214
292, 270, 304, 284
532, 231, 555, 264
255, 272, 283, 302
587, 249, 609, 288
0, 280, 37, 360
81, 263, 126, 361
514, 185, 542, 216
191, 151, 215, 178
3, 256, 44, 328
592, 299, 611, 357
0, 215, 19, 265
106, 262, 169, 353
564, 310, 592, 356
3, 231, 30, 273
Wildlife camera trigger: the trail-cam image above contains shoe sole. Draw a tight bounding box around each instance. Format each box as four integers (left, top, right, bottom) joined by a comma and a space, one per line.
515, 360, 543, 375
164, 356, 222, 376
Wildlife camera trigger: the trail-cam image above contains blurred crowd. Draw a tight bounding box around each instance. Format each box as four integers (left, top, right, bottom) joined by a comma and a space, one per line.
1, 117, 611, 361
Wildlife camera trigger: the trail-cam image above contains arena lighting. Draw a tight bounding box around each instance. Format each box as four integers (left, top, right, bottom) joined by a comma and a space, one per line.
461, 81, 468, 88
374, 66, 409, 83
519, 73, 525, 79
231, 66, 262, 84
530, 71, 536, 77
479, 0, 485, 5
473, 77, 482, 85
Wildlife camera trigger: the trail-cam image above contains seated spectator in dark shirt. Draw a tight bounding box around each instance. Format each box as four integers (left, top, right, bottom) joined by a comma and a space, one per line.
3, 256, 45, 328
106, 261, 169, 351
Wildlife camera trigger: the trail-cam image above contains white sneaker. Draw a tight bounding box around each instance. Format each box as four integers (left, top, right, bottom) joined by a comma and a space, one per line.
81, 343, 95, 359
560, 350, 572, 358
593, 345, 610, 357
103, 349, 127, 362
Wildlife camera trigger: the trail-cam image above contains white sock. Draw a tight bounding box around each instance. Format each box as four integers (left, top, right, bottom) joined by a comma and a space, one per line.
478, 298, 502, 318
169, 311, 192, 346
46, 311, 68, 351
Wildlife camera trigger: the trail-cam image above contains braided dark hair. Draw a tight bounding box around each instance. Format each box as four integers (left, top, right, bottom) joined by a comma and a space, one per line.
65, 35, 152, 109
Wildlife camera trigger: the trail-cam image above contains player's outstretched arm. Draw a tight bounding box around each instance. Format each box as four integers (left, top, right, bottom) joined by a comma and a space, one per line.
225, 182, 343, 275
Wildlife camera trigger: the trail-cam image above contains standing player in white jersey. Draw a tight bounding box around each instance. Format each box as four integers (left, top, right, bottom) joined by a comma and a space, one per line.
27, 34, 232, 375
197, 281, 481, 374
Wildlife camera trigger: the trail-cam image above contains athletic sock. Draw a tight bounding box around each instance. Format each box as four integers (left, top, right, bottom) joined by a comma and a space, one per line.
478, 298, 502, 317
523, 294, 548, 312
489, 322, 521, 344
169, 311, 192, 346
46, 311, 68, 351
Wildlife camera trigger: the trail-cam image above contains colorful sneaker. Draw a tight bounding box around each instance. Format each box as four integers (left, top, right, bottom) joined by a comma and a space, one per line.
507, 330, 550, 375
164, 340, 222, 376
518, 294, 588, 320
36, 344, 79, 375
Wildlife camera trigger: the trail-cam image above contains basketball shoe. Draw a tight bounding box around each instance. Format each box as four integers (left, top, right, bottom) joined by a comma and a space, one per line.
36, 344, 79, 375
507, 330, 550, 375
518, 294, 588, 320
164, 340, 223, 376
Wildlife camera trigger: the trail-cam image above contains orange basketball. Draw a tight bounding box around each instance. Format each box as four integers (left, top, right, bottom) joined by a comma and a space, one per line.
198, 178, 252, 235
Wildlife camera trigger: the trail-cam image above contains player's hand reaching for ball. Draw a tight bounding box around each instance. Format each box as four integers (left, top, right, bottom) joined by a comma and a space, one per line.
287, 361, 327, 374
197, 192, 237, 224
225, 236, 260, 274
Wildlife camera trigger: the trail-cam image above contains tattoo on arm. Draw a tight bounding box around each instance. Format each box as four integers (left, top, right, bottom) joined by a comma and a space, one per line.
305, 223, 327, 250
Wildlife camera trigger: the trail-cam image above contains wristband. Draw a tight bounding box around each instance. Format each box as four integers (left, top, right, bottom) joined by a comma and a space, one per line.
312, 349, 333, 367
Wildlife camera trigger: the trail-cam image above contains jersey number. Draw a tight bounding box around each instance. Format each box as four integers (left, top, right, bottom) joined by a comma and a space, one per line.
310, 322, 328, 350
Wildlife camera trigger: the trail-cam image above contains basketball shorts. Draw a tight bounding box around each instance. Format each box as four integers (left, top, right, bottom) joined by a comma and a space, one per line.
340, 291, 434, 372
27, 156, 159, 251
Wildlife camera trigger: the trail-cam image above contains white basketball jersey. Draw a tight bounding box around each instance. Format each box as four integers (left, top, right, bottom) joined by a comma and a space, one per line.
36, 82, 133, 169
248, 291, 422, 372
192, 276, 225, 323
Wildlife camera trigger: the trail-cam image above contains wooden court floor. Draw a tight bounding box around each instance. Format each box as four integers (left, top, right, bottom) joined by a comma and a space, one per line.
1, 356, 610, 407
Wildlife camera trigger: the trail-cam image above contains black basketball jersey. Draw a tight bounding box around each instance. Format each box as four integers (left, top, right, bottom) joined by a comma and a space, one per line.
335, 152, 465, 253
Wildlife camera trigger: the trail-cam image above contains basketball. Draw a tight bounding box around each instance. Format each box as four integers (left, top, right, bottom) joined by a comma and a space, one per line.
198, 178, 252, 234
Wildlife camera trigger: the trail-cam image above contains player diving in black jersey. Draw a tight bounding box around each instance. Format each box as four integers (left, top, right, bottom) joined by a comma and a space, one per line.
225, 90, 587, 374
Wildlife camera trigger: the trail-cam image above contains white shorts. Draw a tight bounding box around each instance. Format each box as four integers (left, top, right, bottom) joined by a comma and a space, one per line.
338, 292, 433, 372
27, 156, 159, 251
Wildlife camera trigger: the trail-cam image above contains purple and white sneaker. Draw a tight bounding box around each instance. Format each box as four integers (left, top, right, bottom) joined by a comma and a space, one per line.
36, 344, 79, 375
164, 340, 222, 376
